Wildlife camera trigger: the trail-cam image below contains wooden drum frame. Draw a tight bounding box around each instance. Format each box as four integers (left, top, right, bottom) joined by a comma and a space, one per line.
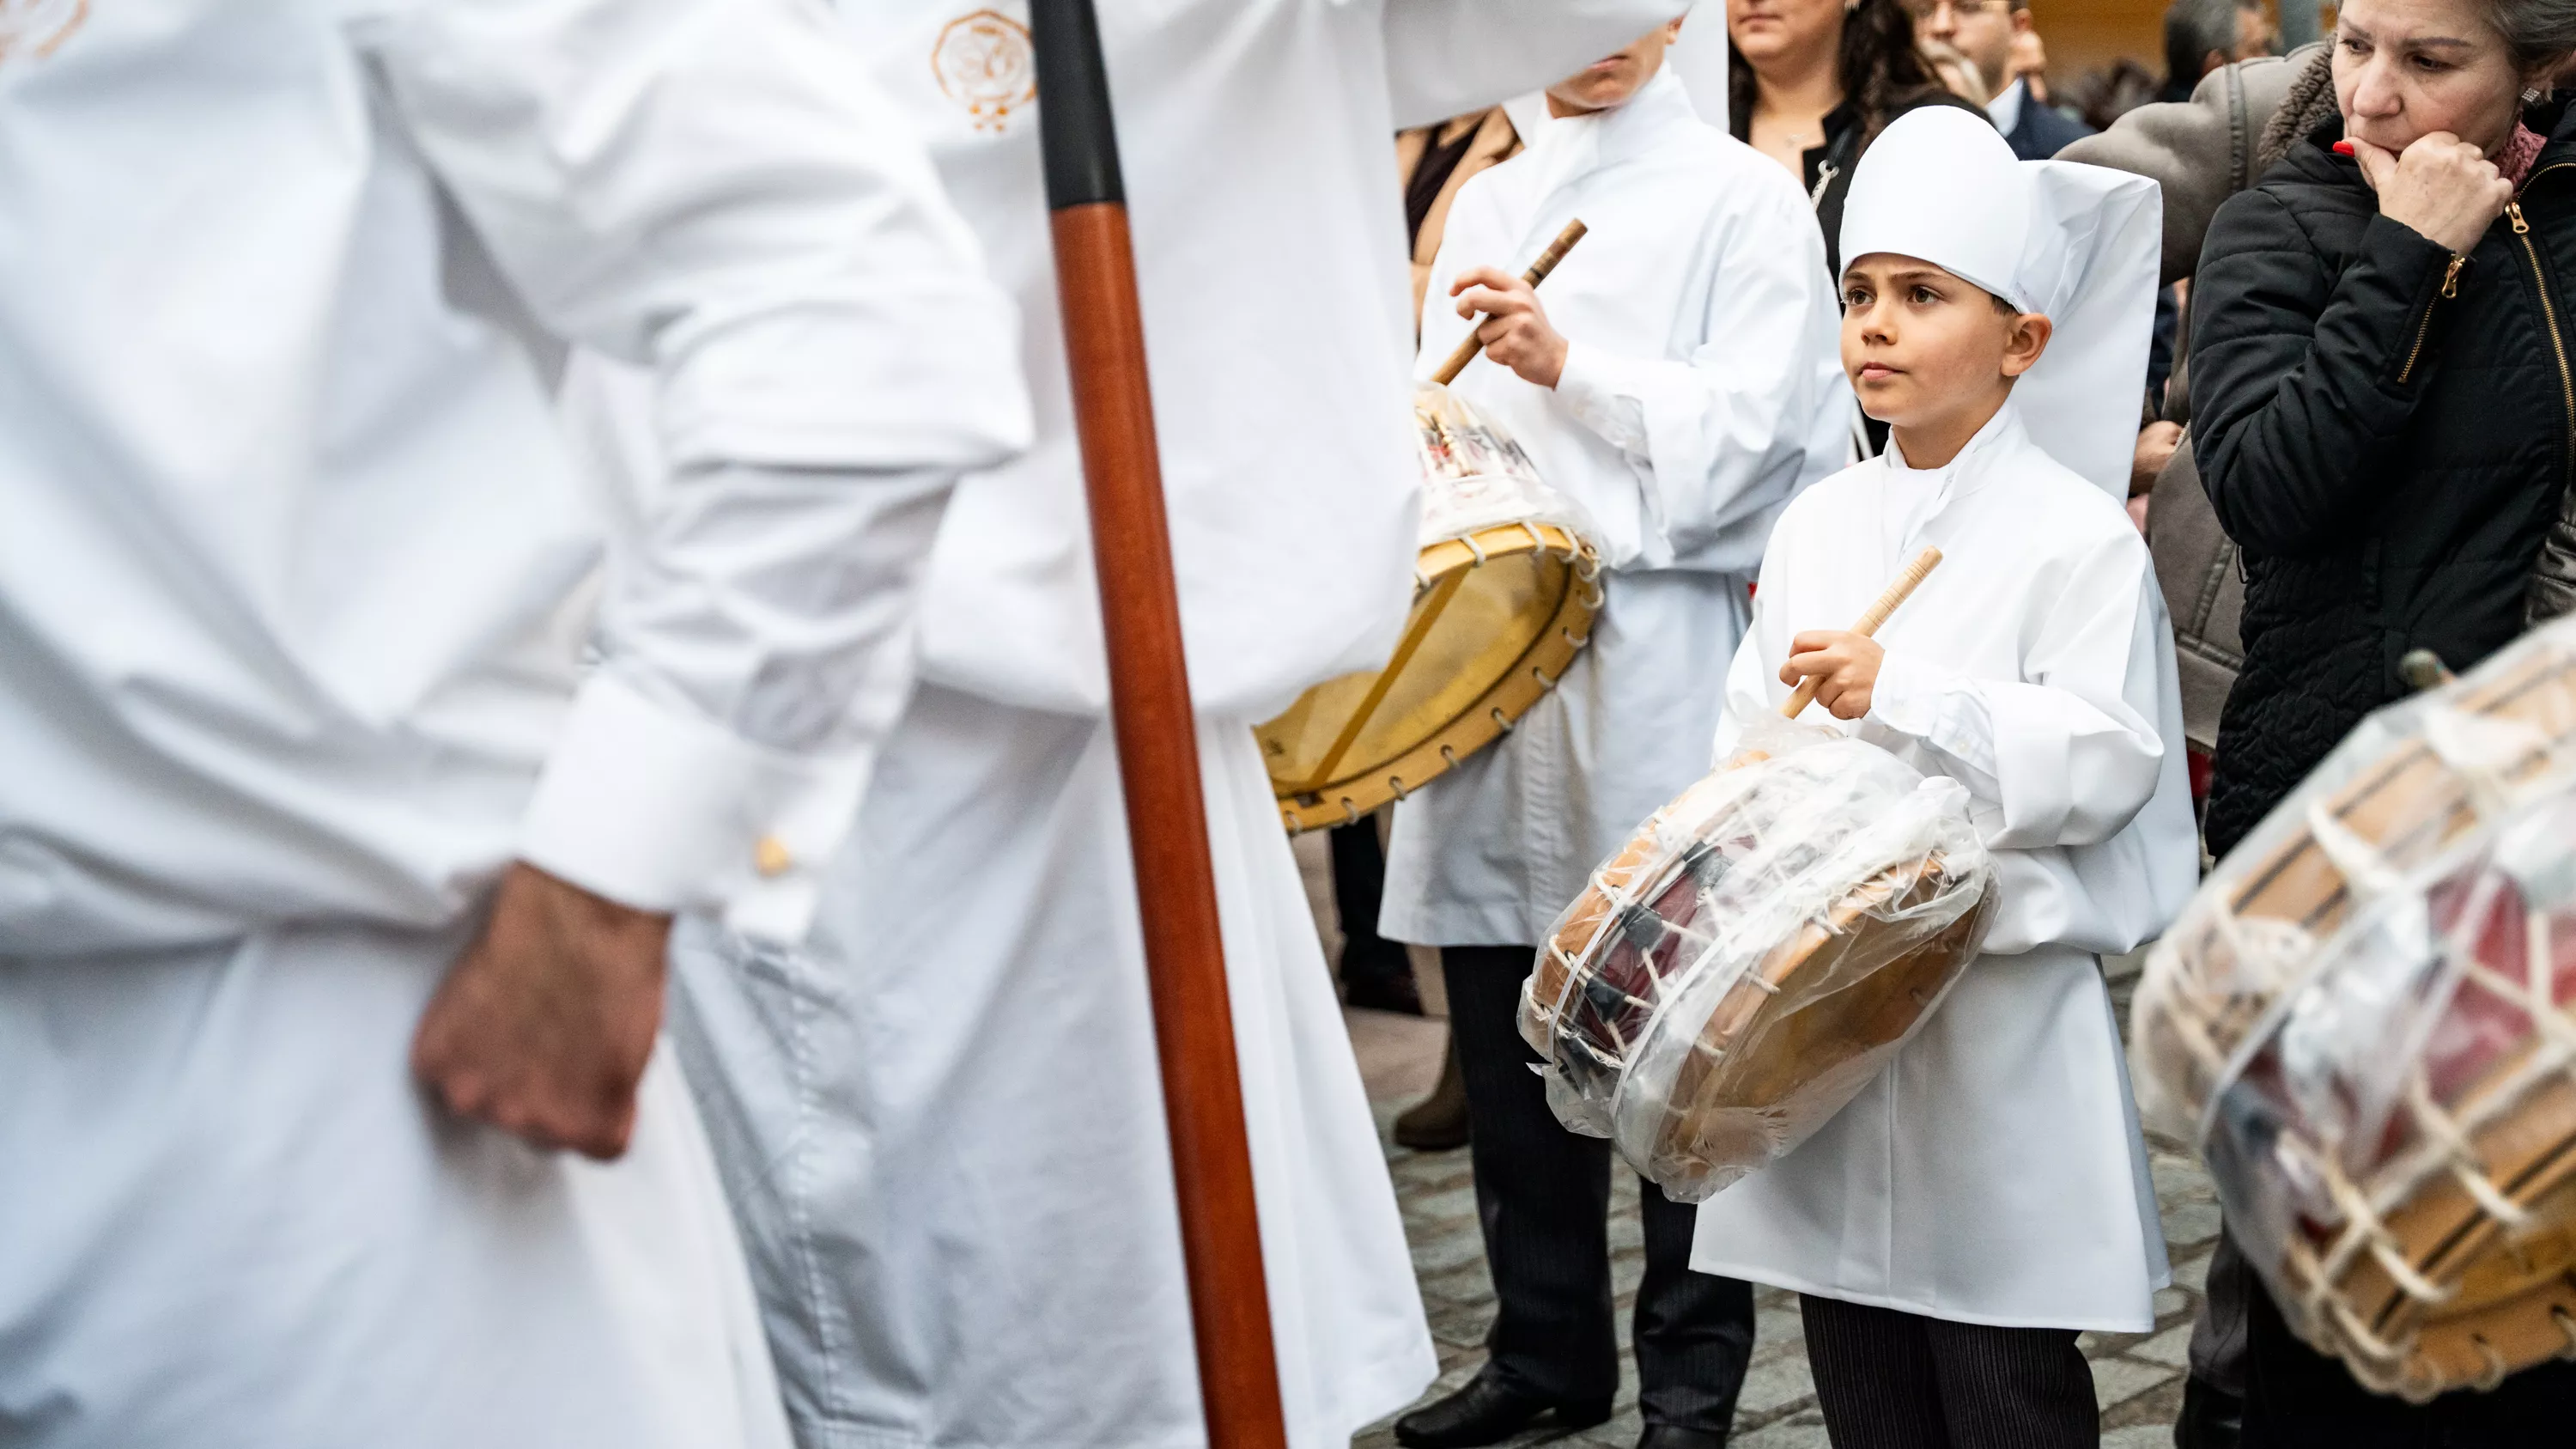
1256, 385, 1602, 835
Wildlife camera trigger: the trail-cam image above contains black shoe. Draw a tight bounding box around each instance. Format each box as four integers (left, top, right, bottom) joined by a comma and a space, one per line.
2174, 1373, 2243, 1449
1392, 1039, 1469, 1151
1392, 1373, 1612, 1448
1341, 946, 1423, 1014
1637, 1428, 1726, 1449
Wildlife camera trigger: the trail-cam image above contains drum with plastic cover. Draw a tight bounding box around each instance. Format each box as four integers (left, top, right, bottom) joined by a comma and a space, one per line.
1519, 725, 1999, 1202
2133, 618, 2576, 1399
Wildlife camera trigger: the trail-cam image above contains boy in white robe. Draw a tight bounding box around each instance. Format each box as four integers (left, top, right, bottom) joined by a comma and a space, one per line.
1375, 14, 1846, 1448
0, 2, 1028, 1445
1686, 106, 2197, 1445
568, 6, 1698, 1449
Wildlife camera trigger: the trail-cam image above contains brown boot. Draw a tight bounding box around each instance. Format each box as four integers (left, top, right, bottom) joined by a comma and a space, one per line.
1392, 1037, 1469, 1151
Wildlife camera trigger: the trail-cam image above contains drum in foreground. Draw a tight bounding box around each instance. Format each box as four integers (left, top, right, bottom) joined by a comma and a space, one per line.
1519, 734, 1997, 1202
1255, 383, 1601, 834
2132, 618, 2576, 1399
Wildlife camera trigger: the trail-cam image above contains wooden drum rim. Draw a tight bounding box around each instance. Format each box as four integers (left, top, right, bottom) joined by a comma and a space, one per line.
1273, 521, 1601, 834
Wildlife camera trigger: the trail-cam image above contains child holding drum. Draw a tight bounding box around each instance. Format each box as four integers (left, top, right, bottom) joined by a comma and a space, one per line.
1686, 106, 2202, 1446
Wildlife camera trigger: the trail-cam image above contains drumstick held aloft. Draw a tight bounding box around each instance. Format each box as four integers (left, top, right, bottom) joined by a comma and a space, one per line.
1781, 546, 1943, 719
1431, 218, 1589, 386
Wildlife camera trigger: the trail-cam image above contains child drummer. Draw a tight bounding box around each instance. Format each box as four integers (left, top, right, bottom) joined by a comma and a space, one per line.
1686, 106, 2202, 1445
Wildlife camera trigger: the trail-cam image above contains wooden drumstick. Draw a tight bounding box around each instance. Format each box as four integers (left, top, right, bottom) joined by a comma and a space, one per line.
1430, 218, 1589, 386
1780, 546, 1943, 719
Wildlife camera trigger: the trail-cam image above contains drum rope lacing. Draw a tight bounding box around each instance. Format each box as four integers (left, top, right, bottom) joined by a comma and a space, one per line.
2231, 704, 2576, 1393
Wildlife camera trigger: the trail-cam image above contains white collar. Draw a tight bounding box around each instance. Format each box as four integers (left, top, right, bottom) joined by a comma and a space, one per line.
1986, 77, 2026, 138
1522, 64, 1702, 198
1876, 401, 2023, 569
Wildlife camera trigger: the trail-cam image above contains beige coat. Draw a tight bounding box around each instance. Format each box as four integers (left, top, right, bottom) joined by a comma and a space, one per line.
1395, 106, 1523, 316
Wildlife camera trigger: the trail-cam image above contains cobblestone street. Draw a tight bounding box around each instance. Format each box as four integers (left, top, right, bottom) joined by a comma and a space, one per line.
1342, 958, 2203, 1448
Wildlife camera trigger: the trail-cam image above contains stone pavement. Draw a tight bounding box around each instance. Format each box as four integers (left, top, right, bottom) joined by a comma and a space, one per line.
1343, 956, 2207, 1449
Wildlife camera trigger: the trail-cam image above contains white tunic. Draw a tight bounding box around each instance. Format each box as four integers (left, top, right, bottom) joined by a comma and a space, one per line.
1687, 404, 2198, 1331
0, 1, 1024, 1440
622, 4, 1695, 1447
1380, 66, 1848, 946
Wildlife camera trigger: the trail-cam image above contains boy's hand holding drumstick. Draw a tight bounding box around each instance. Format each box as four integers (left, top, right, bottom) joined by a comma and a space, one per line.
1440, 219, 1587, 389
1780, 547, 1942, 721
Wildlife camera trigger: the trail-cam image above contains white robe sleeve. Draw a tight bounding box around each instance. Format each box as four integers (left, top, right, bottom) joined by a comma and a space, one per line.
1864, 538, 2190, 957
363, 0, 1032, 940
1379, 0, 1688, 128
1706, 601, 1780, 767
1549, 186, 1835, 571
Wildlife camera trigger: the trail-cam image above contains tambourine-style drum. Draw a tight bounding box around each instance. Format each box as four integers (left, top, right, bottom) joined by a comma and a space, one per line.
2133, 618, 2576, 1399
1255, 383, 1601, 834
1519, 734, 1998, 1202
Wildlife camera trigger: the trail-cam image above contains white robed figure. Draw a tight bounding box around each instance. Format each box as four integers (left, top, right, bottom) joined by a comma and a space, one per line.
0, 1, 1028, 1446
1690, 107, 2198, 1336
577, 5, 1701, 1449
1382, 44, 1847, 947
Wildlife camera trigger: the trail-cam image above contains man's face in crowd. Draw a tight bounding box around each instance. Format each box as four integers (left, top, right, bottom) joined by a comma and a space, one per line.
2233, 1, 2279, 62
1913, 0, 2024, 95
1546, 17, 1686, 113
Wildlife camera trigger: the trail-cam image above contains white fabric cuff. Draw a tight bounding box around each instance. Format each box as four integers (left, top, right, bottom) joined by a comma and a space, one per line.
1866, 650, 1947, 743
518, 672, 875, 943
1552, 341, 1648, 456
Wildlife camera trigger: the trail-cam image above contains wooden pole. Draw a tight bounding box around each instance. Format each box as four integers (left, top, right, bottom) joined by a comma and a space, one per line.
1781, 547, 1943, 719
1026, 5, 1289, 1446
1430, 218, 1589, 386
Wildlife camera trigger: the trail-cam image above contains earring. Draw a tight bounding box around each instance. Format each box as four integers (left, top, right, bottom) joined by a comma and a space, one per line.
2525, 86, 2545, 103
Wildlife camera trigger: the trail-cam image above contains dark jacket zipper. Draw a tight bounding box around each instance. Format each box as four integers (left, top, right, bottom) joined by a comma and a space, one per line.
2398, 253, 2468, 384
2508, 162, 2576, 484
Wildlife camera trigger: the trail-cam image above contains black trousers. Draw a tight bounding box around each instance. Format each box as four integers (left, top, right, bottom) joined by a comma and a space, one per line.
1443, 945, 1753, 1431
1800, 1295, 2096, 1449
2241, 1273, 2576, 1447
1328, 819, 1412, 994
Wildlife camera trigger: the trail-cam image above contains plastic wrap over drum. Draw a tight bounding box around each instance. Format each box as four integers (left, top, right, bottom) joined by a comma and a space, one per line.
2132, 617, 2576, 1399
1520, 726, 1997, 1202
1255, 384, 1602, 833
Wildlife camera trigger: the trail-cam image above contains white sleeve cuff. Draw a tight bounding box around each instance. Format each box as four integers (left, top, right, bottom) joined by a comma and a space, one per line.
1867, 651, 1947, 743
517, 672, 876, 943
1552, 341, 1649, 457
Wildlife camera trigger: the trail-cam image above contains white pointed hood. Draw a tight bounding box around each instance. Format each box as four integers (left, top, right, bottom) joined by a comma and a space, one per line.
1838, 106, 2162, 500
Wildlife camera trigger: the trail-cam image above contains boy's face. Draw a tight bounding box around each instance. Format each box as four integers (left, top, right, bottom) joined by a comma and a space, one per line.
1838, 253, 2050, 428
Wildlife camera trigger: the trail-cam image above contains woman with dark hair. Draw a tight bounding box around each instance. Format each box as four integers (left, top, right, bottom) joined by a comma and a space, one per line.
1728, 0, 1985, 274
2190, 0, 2576, 1439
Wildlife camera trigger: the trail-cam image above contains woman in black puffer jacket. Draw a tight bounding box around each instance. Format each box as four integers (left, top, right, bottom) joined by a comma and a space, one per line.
2189, 0, 2576, 1440
2196, 4, 2576, 865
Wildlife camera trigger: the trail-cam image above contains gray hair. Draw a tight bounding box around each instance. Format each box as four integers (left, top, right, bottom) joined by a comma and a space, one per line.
2475, 0, 2576, 73
2166, 0, 2256, 88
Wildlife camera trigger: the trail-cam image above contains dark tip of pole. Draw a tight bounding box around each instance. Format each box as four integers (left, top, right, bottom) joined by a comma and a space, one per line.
1029, 0, 1125, 211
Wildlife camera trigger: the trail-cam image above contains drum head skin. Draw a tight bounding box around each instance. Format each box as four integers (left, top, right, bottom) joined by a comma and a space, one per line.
1256, 384, 1601, 834
2134, 618, 2576, 1399
1521, 734, 1996, 1202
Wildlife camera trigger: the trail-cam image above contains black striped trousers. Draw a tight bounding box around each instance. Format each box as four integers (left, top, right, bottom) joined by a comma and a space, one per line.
1443, 946, 1754, 1432
1801, 1295, 2097, 1449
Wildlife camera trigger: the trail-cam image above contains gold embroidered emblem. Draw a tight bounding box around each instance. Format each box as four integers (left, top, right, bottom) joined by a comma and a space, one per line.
0, 0, 86, 69
931, 9, 1035, 133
